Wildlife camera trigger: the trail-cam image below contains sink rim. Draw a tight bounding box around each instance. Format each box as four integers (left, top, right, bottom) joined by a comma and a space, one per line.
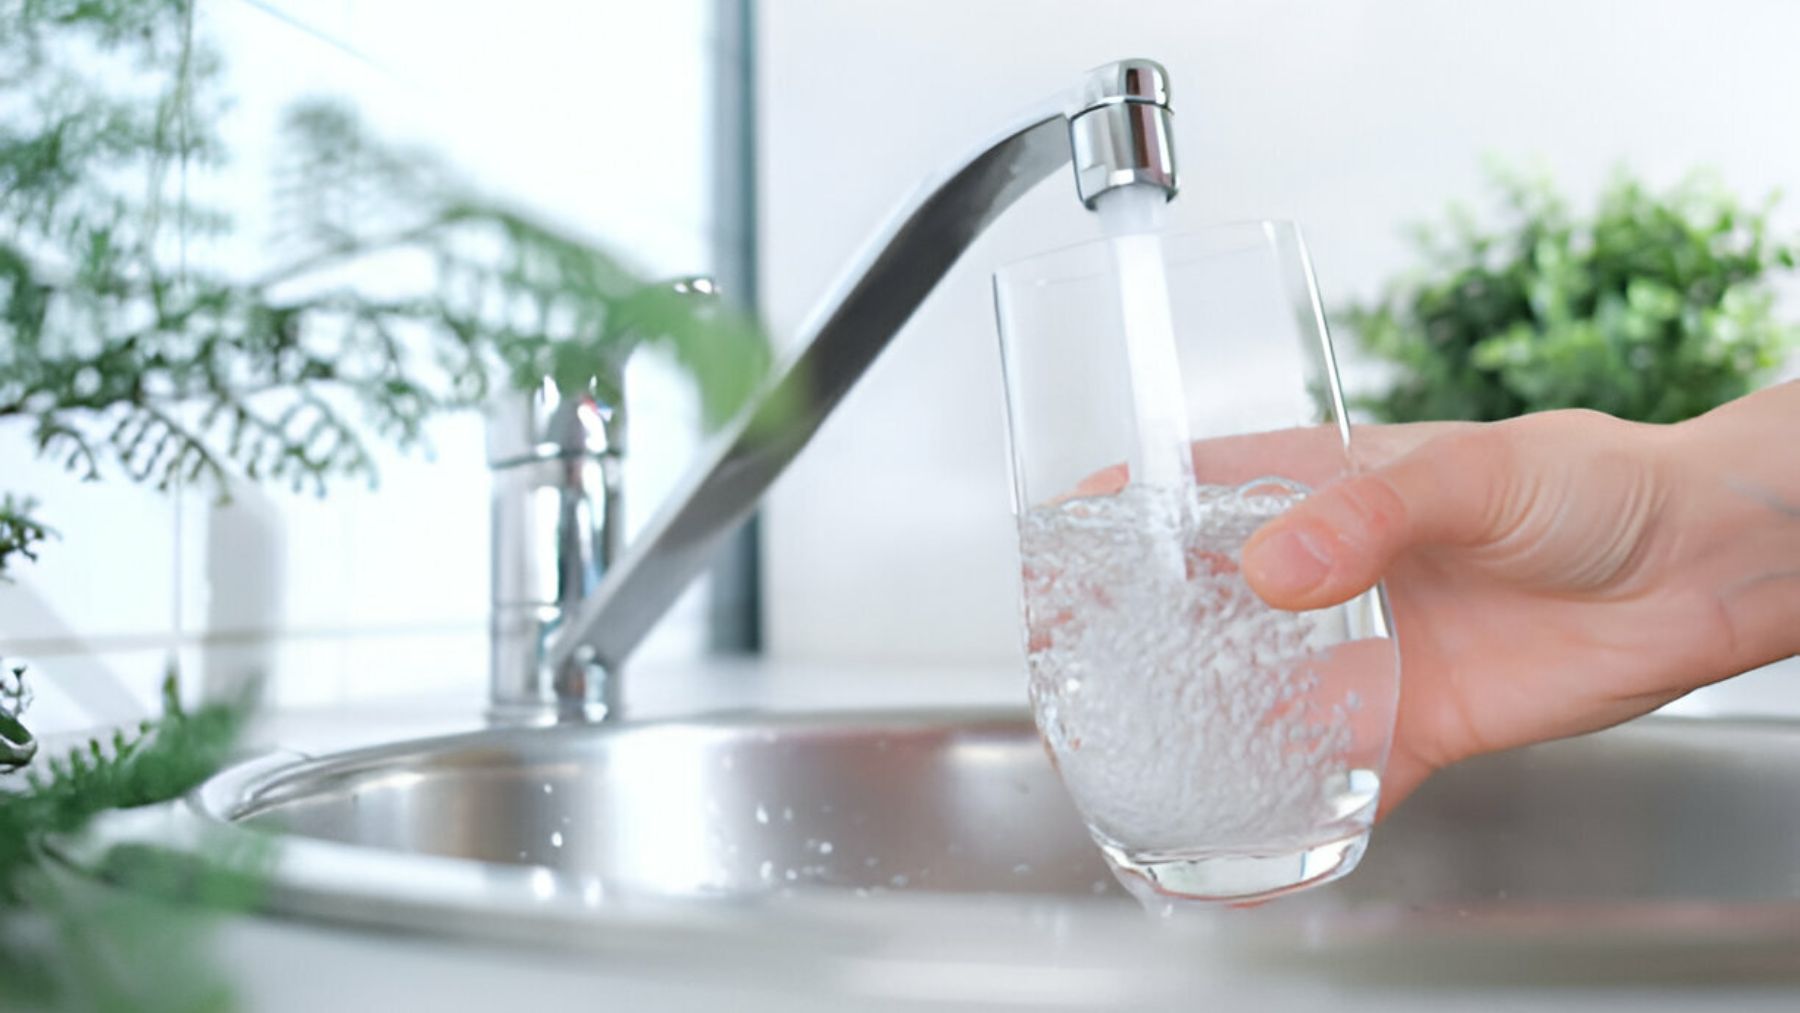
62, 708, 1800, 991
216, 705, 1053, 826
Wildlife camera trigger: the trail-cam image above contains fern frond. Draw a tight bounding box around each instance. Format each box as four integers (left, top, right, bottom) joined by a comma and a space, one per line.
0, 495, 53, 576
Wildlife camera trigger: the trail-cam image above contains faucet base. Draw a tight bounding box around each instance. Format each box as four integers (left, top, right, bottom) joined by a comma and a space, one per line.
485, 699, 615, 727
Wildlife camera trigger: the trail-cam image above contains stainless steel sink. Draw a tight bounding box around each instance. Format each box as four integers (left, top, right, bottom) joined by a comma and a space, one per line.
79, 709, 1800, 999
234, 711, 1112, 898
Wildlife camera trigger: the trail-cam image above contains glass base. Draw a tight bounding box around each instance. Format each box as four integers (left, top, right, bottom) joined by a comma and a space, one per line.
1100, 829, 1369, 909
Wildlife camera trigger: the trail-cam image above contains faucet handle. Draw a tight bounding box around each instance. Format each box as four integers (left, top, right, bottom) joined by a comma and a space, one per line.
485, 380, 619, 467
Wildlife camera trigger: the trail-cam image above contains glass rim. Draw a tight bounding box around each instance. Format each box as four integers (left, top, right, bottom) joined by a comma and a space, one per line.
993, 218, 1309, 287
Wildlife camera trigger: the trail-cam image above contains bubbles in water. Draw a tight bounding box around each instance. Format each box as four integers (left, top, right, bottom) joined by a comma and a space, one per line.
889, 874, 909, 888
542, 783, 553, 795
759, 860, 774, 882
1019, 479, 1385, 851
754, 804, 770, 825
550, 831, 564, 849
781, 806, 794, 823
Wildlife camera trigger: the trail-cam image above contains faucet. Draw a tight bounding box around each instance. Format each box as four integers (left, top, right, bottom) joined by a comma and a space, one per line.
489, 58, 1180, 723
487, 372, 626, 724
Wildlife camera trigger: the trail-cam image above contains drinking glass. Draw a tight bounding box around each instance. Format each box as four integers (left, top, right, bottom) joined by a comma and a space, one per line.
993, 220, 1398, 905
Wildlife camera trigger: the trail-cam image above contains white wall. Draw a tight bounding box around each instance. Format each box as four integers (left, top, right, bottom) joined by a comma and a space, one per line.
3, 1, 722, 731
757, 0, 1800, 665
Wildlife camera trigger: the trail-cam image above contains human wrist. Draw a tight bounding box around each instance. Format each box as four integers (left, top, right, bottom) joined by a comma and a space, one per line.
1664, 382, 1800, 669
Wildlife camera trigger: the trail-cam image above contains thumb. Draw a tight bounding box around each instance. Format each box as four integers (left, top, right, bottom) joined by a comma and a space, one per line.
1241, 430, 1511, 610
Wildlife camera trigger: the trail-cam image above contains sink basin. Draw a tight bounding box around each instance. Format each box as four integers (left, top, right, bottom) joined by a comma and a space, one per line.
80, 709, 1800, 998
236, 710, 1112, 898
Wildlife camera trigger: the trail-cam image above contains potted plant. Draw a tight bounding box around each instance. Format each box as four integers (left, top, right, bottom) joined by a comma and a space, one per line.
1341, 166, 1798, 424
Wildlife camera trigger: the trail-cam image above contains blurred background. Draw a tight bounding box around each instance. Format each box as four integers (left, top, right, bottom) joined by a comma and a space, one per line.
7, 0, 1800, 730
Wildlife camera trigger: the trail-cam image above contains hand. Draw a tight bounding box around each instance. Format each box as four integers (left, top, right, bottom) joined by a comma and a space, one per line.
1242, 383, 1800, 815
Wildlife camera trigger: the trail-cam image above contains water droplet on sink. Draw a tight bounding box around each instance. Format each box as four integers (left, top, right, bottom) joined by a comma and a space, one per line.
1012, 863, 1031, 875
517, 850, 528, 860
530, 869, 555, 899
755, 804, 769, 824
542, 784, 554, 795
782, 806, 794, 822
759, 860, 774, 881
583, 880, 604, 906
818, 841, 834, 855
853, 887, 870, 898
551, 831, 564, 849
889, 874, 909, 888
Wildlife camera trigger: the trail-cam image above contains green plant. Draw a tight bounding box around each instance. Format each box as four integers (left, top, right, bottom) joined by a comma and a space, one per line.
0, 0, 771, 581
1, 663, 35, 770
0, 1, 774, 1009
0, 669, 264, 1013
1342, 166, 1799, 423
0, 495, 53, 576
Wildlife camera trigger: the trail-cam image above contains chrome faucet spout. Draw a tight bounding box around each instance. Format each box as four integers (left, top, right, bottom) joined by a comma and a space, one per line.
503, 58, 1180, 721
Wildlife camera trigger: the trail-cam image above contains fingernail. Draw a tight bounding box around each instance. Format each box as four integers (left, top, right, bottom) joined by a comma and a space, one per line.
1245, 526, 1334, 598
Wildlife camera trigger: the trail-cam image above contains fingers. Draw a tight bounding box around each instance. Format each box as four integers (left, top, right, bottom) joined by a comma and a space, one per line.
1242, 429, 1512, 610
1064, 422, 1464, 506
1373, 743, 1434, 821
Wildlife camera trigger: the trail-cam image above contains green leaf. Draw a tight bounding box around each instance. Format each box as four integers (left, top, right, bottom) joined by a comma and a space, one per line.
0, 495, 54, 576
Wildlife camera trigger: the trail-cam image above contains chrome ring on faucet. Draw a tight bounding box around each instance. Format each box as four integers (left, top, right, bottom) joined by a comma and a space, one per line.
1069, 59, 1178, 208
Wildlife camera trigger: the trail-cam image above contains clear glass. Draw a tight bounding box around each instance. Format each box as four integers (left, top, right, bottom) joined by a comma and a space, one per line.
993, 219, 1399, 907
